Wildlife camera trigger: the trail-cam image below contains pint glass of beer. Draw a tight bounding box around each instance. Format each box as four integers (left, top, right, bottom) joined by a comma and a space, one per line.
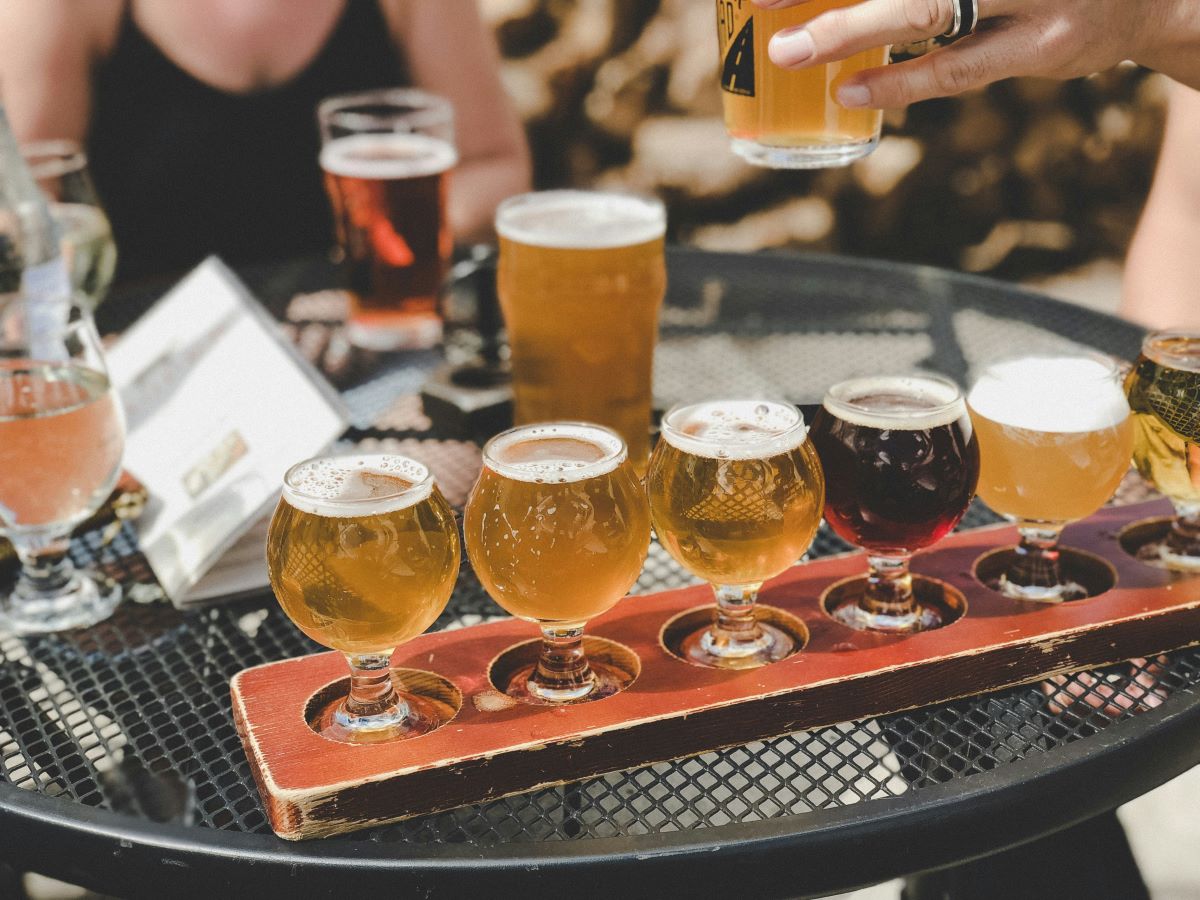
318, 89, 457, 351
464, 423, 651, 704
267, 454, 460, 743
496, 191, 666, 471
809, 375, 979, 633
715, 0, 888, 168
1125, 332, 1200, 570
646, 400, 824, 668
968, 356, 1133, 602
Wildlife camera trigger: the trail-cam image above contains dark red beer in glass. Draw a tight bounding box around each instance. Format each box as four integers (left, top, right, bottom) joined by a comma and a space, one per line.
809, 375, 979, 632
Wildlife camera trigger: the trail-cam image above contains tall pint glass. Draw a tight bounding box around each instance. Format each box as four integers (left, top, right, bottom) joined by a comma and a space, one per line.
716, 0, 887, 168
318, 89, 457, 351
496, 191, 667, 470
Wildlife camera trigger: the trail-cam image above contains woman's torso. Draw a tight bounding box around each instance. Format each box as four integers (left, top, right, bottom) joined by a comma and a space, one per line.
88, 0, 407, 283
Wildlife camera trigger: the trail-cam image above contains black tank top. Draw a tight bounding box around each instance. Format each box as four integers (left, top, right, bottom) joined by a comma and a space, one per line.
88, 0, 407, 283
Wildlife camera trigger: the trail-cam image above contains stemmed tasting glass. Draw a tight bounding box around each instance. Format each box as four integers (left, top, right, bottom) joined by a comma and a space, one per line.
967, 355, 1134, 601
645, 400, 825, 669
0, 295, 126, 634
808, 375, 979, 633
266, 454, 460, 743
1125, 332, 1200, 570
464, 423, 651, 704
21, 141, 118, 309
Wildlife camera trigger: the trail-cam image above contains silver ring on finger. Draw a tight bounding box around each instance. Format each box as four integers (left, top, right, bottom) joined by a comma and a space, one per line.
942, 0, 979, 39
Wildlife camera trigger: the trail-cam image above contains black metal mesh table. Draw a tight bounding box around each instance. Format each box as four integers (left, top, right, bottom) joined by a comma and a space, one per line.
2, 248, 1198, 899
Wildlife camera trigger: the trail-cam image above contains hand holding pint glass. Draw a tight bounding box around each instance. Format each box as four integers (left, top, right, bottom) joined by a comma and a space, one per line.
319, 89, 457, 351
266, 455, 460, 743
716, 0, 888, 168
496, 191, 666, 471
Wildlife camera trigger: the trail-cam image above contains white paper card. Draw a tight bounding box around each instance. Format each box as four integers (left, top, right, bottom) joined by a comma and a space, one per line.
106, 258, 348, 605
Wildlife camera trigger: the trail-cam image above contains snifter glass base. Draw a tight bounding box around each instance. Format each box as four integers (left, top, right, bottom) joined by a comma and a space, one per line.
503, 660, 628, 706
730, 136, 879, 169
679, 620, 795, 670
310, 688, 443, 745
0, 571, 122, 636
828, 595, 944, 634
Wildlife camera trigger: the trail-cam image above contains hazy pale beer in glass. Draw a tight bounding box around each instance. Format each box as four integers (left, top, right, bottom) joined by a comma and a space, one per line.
809, 376, 978, 633
1125, 332, 1200, 570
267, 454, 460, 743
496, 192, 666, 470
716, 0, 887, 168
319, 89, 457, 351
0, 298, 126, 634
968, 356, 1133, 602
646, 401, 824, 669
464, 423, 651, 704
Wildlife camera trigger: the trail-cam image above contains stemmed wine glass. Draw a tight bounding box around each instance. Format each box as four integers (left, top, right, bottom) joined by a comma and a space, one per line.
22, 141, 118, 309
0, 295, 126, 634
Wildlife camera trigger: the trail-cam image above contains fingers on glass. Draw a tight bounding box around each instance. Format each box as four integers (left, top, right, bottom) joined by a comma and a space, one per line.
1125, 333, 1200, 572
647, 400, 824, 667
968, 355, 1133, 601
464, 423, 651, 704
0, 301, 126, 634
266, 454, 460, 743
810, 375, 977, 632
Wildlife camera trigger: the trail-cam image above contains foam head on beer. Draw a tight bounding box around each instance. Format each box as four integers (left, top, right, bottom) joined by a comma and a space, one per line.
660, 400, 808, 461
484, 423, 627, 483
319, 132, 458, 181
282, 454, 433, 517
495, 190, 665, 250
967, 356, 1129, 434
823, 376, 967, 431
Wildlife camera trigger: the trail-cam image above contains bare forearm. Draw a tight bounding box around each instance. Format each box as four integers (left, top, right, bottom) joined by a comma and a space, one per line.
1121, 202, 1200, 330
450, 151, 532, 244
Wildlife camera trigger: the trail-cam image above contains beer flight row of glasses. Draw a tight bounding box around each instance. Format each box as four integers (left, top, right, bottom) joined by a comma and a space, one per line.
265, 333, 1200, 744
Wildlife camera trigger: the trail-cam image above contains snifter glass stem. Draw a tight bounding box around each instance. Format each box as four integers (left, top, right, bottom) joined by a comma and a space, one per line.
1000, 523, 1085, 602
333, 652, 411, 738
529, 625, 596, 703
705, 583, 771, 656
1, 529, 122, 634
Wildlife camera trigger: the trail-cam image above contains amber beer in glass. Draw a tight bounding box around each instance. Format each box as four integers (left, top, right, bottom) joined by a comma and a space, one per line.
267, 454, 460, 743
646, 401, 824, 668
968, 356, 1133, 601
496, 191, 666, 470
319, 89, 456, 351
1125, 332, 1200, 570
716, 0, 887, 168
809, 376, 979, 632
464, 423, 651, 704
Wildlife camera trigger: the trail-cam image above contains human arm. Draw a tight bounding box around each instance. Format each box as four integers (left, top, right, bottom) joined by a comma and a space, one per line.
1120, 81, 1200, 330
753, 0, 1200, 110
0, 0, 120, 142
381, 0, 532, 243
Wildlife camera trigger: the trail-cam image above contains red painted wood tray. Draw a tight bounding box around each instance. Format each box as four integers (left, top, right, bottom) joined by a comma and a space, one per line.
231, 499, 1200, 840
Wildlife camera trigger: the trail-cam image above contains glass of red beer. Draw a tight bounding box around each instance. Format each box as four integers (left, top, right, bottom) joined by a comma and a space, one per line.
318, 88, 457, 351
809, 375, 979, 633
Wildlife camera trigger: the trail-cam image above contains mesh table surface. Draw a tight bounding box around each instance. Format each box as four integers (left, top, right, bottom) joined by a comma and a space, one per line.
2, 249, 1199, 893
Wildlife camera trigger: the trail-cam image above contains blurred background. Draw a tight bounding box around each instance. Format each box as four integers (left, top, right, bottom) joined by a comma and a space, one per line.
483, 0, 1165, 308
